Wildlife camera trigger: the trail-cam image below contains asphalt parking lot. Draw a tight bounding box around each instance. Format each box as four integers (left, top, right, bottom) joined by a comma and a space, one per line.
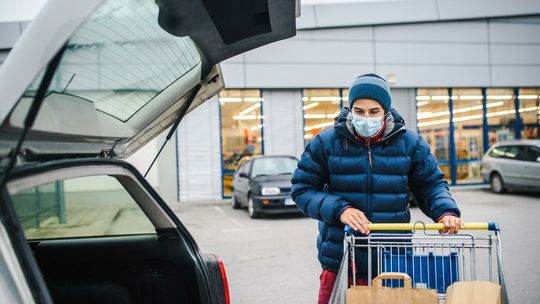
173, 187, 540, 304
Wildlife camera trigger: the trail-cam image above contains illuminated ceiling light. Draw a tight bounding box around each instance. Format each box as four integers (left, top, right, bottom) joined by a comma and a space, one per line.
418, 101, 505, 120
342, 97, 349, 101
302, 97, 310, 102
416, 101, 429, 107
303, 102, 320, 111
303, 114, 327, 119
326, 114, 338, 118
238, 103, 261, 116
304, 121, 334, 131
518, 95, 539, 100
487, 95, 513, 100
459, 95, 483, 100
233, 115, 263, 120
418, 118, 450, 127
304, 134, 314, 139
219, 97, 243, 102
486, 101, 505, 108
518, 106, 538, 113
250, 124, 263, 131
431, 96, 450, 101
310, 96, 341, 102
416, 96, 430, 101
243, 97, 263, 102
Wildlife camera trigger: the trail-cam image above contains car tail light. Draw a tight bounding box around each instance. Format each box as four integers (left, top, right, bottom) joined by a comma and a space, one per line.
217, 256, 230, 304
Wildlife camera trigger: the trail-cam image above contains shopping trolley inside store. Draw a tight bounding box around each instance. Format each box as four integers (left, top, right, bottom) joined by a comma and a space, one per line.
329, 221, 509, 304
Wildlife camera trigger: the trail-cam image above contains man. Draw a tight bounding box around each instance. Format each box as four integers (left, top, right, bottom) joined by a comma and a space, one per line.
291, 73, 463, 304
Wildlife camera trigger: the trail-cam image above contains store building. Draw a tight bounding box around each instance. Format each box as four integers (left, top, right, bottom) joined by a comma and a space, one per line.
2, 0, 540, 202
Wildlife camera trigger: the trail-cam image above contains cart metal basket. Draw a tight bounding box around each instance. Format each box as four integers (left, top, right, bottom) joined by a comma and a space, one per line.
329, 222, 509, 304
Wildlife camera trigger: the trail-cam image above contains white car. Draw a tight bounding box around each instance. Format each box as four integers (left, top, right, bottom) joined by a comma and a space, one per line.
0, 0, 298, 303
481, 140, 540, 193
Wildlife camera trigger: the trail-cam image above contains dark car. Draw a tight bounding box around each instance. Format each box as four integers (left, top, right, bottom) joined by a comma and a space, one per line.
0, 0, 297, 303
232, 156, 300, 218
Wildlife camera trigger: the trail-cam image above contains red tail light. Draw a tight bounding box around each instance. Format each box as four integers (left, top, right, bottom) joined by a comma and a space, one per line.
216, 256, 230, 304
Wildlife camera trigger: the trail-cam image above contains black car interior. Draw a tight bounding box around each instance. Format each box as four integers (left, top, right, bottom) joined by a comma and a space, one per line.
29, 231, 203, 304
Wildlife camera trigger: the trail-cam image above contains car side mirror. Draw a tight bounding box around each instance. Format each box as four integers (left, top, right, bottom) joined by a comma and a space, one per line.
239, 172, 249, 178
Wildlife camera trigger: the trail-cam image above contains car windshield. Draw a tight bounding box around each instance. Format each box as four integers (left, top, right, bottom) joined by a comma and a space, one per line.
16, 0, 201, 123
251, 157, 297, 177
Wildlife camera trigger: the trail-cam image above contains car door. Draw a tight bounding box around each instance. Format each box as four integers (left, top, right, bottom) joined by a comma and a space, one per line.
522, 145, 540, 187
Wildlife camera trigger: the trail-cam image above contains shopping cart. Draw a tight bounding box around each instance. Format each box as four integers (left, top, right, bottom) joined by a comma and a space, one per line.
329, 221, 509, 304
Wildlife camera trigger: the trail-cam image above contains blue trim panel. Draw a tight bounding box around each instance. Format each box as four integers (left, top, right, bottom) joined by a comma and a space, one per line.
218, 98, 227, 199
260, 89, 265, 155
514, 88, 522, 140
482, 88, 489, 153
448, 88, 457, 186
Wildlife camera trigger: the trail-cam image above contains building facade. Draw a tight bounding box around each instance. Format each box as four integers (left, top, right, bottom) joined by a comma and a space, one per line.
2, 1, 540, 202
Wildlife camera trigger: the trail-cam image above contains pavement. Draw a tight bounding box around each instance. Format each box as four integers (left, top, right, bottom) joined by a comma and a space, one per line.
173, 187, 540, 304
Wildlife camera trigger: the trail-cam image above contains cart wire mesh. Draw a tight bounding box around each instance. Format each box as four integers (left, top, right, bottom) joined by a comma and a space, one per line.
329, 221, 508, 304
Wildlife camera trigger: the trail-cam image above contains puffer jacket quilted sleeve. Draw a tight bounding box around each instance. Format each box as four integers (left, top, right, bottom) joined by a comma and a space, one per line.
409, 135, 461, 221
291, 135, 349, 225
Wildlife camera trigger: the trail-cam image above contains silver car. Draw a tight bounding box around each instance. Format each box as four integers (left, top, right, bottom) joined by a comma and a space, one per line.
481, 140, 540, 193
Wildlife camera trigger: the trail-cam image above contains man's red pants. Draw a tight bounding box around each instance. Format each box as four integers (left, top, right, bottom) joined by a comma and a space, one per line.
318, 268, 368, 304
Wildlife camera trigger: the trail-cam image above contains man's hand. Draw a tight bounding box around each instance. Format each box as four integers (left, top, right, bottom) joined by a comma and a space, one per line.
438, 215, 464, 234
340, 208, 371, 234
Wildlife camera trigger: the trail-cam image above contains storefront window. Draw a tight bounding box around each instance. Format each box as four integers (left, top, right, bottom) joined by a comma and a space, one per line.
519, 88, 540, 139
219, 89, 263, 197
452, 89, 483, 184
303, 89, 342, 143
416, 88, 452, 182
486, 88, 516, 146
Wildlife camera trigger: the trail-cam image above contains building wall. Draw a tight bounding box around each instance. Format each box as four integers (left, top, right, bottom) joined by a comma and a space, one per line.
298, 0, 540, 29
221, 16, 540, 89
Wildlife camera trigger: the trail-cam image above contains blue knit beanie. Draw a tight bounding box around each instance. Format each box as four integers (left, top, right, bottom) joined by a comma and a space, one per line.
348, 73, 392, 112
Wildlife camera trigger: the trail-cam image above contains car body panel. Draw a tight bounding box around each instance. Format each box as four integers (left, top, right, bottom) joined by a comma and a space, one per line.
0, 221, 35, 304
482, 140, 540, 191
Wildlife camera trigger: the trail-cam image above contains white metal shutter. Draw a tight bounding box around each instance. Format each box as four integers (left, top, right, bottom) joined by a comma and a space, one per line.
262, 89, 304, 157
390, 88, 417, 133
176, 97, 222, 201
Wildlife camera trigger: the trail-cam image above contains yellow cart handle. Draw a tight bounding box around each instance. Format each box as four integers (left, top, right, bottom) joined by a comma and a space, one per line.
367, 222, 499, 231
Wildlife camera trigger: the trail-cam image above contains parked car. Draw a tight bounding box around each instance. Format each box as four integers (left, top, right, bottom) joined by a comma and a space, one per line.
0, 0, 297, 303
481, 140, 540, 193
232, 156, 300, 218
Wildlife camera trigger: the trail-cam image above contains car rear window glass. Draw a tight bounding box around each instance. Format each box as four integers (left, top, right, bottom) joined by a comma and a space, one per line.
525, 146, 540, 162
19, 0, 201, 122
9, 175, 155, 240
251, 157, 297, 177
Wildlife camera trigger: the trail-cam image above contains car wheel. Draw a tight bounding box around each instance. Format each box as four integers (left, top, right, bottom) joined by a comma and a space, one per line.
247, 196, 261, 219
232, 195, 241, 209
490, 173, 506, 194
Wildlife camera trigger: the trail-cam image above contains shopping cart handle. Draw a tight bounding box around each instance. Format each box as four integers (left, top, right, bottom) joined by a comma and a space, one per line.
344, 222, 499, 233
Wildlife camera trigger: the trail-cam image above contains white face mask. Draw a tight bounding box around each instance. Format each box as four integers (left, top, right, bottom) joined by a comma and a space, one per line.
351, 114, 384, 137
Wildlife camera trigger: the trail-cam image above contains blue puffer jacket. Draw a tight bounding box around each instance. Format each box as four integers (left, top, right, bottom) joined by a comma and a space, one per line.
291, 107, 460, 272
